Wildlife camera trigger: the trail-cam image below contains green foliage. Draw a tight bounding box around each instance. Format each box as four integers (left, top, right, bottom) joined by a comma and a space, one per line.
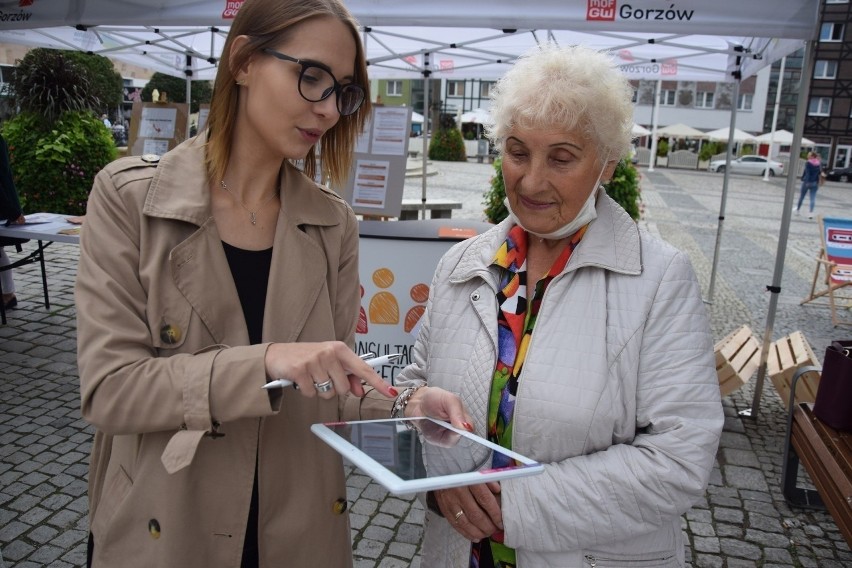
699, 141, 725, 162
3, 111, 117, 215
482, 157, 506, 224
603, 159, 641, 221
656, 139, 669, 157
141, 72, 213, 114
481, 157, 642, 225
65, 51, 124, 115
428, 127, 468, 162
8, 48, 100, 123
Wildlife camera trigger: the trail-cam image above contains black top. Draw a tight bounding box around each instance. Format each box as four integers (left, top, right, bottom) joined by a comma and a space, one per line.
222, 242, 273, 345
221, 241, 273, 568
0, 134, 22, 224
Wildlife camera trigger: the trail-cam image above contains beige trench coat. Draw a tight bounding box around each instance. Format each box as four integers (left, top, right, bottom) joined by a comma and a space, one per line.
76, 136, 371, 567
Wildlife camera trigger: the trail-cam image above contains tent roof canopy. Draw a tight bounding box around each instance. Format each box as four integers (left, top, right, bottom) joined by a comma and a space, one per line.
704, 127, 758, 142
0, 1, 820, 82
655, 123, 708, 139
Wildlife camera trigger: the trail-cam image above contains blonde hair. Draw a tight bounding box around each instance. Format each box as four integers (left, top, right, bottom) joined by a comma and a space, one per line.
486, 43, 633, 164
204, 0, 371, 188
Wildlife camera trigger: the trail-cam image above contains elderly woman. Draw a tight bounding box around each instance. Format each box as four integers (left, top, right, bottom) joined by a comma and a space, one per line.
394, 44, 724, 567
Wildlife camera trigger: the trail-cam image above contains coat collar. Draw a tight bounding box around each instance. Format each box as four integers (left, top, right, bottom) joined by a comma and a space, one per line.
143, 135, 342, 229
449, 188, 642, 284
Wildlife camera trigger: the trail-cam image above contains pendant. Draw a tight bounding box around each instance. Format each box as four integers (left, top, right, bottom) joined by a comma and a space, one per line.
250, 212, 257, 225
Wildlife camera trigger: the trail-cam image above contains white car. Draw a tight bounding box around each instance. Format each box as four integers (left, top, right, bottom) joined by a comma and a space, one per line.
708, 155, 784, 177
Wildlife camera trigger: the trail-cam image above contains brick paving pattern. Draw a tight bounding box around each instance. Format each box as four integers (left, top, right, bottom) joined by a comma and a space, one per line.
1, 162, 851, 567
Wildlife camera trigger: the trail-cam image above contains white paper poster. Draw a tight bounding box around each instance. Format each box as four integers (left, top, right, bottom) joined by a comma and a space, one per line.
142, 139, 170, 156
352, 160, 390, 208
140, 106, 177, 139
370, 107, 408, 156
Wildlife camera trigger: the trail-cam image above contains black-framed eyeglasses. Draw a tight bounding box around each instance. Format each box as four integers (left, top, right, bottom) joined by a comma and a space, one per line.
262, 48, 365, 116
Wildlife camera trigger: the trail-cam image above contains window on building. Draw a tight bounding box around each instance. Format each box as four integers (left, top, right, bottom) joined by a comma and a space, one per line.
479, 82, 494, 98
808, 97, 831, 116
814, 60, 838, 79
820, 22, 844, 42
386, 80, 403, 97
737, 93, 753, 111
447, 81, 465, 97
660, 90, 676, 106
695, 91, 714, 109
631, 89, 638, 103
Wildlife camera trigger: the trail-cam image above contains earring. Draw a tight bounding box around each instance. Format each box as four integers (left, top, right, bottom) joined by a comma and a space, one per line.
235, 79, 245, 86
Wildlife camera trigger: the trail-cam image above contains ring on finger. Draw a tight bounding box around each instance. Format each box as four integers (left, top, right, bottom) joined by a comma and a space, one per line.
315, 379, 334, 393
453, 509, 465, 522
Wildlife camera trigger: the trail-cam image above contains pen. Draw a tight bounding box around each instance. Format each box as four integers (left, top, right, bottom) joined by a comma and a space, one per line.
262, 352, 379, 390
365, 354, 402, 368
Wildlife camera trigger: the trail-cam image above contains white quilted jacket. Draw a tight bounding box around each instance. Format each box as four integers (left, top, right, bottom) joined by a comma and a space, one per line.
398, 189, 724, 567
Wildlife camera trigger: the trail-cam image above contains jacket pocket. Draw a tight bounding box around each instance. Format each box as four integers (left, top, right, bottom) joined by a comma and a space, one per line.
583, 552, 680, 567
90, 465, 133, 541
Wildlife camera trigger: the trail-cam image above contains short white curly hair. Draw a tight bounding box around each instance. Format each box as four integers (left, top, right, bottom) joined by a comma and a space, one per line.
485, 43, 634, 164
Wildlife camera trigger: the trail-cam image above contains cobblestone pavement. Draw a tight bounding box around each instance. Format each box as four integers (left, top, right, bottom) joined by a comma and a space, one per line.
2, 162, 851, 567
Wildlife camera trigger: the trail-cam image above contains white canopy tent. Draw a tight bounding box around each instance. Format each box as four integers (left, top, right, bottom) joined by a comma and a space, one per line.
704, 127, 758, 143
0, 0, 823, 417
655, 123, 708, 140
754, 129, 816, 148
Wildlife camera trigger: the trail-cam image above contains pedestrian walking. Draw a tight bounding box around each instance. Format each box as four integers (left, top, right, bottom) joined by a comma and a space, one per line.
795, 151, 823, 219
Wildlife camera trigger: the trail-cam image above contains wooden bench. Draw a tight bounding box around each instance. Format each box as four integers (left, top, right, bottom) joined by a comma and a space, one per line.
781, 366, 852, 547
399, 200, 463, 220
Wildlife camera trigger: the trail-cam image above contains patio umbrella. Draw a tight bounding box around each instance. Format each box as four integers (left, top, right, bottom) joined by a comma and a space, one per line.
754, 129, 816, 146
632, 123, 652, 137
411, 111, 425, 124
703, 127, 757, 142
458, 108, 492, 124
655, 123, 708, 139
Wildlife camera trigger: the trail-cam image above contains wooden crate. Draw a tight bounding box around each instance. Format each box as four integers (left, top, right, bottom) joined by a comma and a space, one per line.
715, 325, 761, 397
767, 331, 821, 408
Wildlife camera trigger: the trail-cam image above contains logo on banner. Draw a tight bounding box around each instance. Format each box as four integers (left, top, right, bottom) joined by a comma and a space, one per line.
19, 0, 34, 7
617, 49, 634, 62
661, 59, 678, 75
586, 1, 695, 23
587, 0, 616, 21
222, 0, 245, 19
404, 55, 418, 65
439, 60, 454, 72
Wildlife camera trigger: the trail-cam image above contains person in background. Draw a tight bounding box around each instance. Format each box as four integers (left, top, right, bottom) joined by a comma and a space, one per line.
393, 44, 724, 567
100, 114, 111, 128
0, 132, 25, 310
795, 151, 823, 219
75, 1, 468, 566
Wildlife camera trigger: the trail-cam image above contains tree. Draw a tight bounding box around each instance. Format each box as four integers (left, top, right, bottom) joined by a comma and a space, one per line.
65, 51, 124, 116
141, 72, 213, 113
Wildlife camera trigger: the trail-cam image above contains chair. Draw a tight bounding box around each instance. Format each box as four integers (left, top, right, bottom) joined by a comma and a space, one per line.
0, 236, 51, 325
800, 215, 852, 326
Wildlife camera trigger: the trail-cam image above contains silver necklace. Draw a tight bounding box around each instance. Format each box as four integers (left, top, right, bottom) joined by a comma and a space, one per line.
219, 180, 277, 225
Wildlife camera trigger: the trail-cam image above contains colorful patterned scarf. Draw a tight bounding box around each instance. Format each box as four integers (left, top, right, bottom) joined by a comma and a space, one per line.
470, 223, 587, 568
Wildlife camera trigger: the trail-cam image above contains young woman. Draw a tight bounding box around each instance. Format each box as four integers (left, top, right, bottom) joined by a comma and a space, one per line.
76, 1, 467, 566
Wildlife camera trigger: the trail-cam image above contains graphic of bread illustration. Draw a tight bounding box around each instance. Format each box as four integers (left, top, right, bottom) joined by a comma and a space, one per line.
404, 283, 429, 333
369, 268, 399, 324
357, 284, 368, 333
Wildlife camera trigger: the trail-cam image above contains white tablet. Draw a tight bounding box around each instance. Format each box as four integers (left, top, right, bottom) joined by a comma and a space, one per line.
311, 417, 544, 495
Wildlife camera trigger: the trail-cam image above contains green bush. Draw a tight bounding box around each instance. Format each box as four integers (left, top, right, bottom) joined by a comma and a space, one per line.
9, 48, 100, 123
428, 127, 467, 161
603, 159, 641, 221
699, 141, 725, 162
481, 157, 641, 224
482, 157, 506, 224
3, 111, 117, 215
656, 139, 669, 157
65, 51, 124, 116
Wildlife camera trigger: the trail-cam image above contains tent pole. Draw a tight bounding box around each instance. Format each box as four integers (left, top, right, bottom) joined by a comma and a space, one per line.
706, 79, 740, 304
742, 40, 816, 420
185, 54, 192, 140
762, 56, 785, 182
421, 53, 431, 220
648, 80, 661, 173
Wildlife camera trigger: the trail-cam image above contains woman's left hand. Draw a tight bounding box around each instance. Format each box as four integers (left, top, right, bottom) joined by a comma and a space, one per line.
405, 386, 474, 433
434, 482, 503, 542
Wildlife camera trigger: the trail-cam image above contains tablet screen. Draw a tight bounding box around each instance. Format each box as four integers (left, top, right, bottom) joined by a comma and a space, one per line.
312, 418, 543, 494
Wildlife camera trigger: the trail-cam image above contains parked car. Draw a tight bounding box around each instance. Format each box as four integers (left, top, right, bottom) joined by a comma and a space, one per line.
708, 155, 784, 177
824, 166, 852, 183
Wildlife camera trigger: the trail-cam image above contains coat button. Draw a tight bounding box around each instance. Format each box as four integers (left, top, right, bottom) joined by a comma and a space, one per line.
332, 498, 348, 515
471, 292, 480, 301
160, 323, 181, 344
148, 519, 161, 539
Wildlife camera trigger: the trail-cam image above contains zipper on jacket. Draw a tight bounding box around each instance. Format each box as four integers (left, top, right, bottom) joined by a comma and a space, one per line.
584, 554, 675, 567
